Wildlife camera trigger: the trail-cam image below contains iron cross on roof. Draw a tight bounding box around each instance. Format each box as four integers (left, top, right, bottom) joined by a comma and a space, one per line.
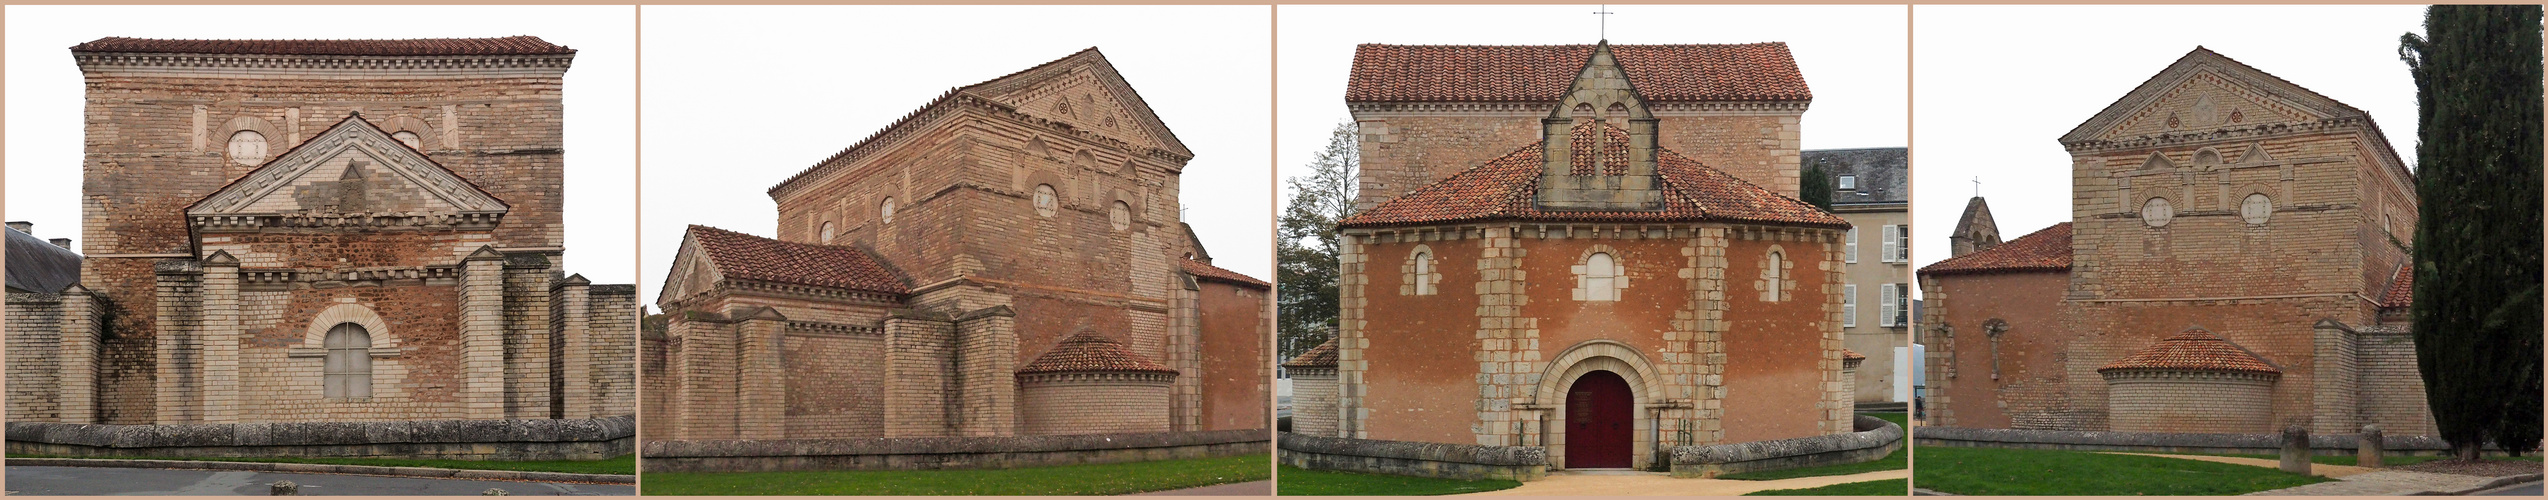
1593, 5, 1616, 39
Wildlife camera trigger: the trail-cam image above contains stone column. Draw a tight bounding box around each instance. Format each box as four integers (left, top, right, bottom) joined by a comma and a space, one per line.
58, 285, 98, 424
551, 274, 593, 419
954, 306, 1018, 437
734, 307, 787, 440
459, 246, 508, 420
199, 251, 242, 423
502, 253, 553, 419
153, 258, 203, 424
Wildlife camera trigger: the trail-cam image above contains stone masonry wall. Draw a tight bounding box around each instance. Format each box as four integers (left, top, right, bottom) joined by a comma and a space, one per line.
1353, 112, 1803, 212
2104, 372, 2277, 433
1018, 374, 1173, 436
9, 293, 66, 422
1291, 368, 1339, 437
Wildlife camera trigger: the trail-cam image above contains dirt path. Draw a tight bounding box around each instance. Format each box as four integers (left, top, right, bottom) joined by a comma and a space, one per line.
1457, 469, 1906, 496
2099, 452, 2375, 478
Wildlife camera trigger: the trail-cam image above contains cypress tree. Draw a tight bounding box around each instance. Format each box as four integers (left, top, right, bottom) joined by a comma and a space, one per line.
2399, 4, 2544, 460
1801, 162, 1835, 210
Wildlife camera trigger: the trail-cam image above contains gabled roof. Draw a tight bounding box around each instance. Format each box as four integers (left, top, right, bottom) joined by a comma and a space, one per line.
680, 225, 908, 295
1952, 196, 1996, 237
1806, 148, 1908, 206
1018, 333, 1176, 375
1921, 222, 2072, 276
1181, 259, 1269, 289
73, 36, 572, 56
769, 47, 1190, 199
2382, 263, 2414, 309
1283, 339, 1339, 368
1346, 43, 1811, 103
1338, 122, 1845, 229
4, 227, 81, 294
2098, 327, 2281, 375
187, 113, 507, 217
2061, 47, 2409, 181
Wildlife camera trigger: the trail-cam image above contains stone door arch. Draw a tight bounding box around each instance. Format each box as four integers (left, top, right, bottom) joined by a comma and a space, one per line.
1533, 340, 1666, 470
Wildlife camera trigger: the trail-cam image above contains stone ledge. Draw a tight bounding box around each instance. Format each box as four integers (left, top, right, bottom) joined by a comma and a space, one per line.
1915, 426, 2508, 456
8, 415, 634, 449
8, 458, 635, 485
1671, 414, 1902, 478
641, 429, 1269, 473
1276, 432, 1547, 482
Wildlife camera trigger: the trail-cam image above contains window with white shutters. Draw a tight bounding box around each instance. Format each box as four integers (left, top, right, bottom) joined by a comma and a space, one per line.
1878, 284, 1899, 327
1846, 227, 1859, 264
1881, 225, 1900, 263
1843, 284, 1858, 328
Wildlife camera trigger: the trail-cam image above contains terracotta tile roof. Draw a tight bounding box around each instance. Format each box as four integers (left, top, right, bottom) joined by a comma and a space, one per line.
1018, 333, 1176, 374
1842, 349, 1867, 361
686, 225, 908, 295
72, 36, 573, 56
1347, 43, 1811, 102
2098, 327, 2280, 375
1283, 339, 1339, 368
1338, 123, 1845, 229
1181, 259, 1270, 289
2382, 264, 2414, 308
1920, 222, 2073, 276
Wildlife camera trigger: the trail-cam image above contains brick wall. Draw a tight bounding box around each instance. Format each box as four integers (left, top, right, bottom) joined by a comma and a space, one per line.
1920, 271, 2074, 429
1352, 112, 1803, 212
1196, 280, 1270, 431
1291, 367, 1339, 437
1018, 373, 1173, 435
8, 293, 66, 422
2103, 371, 2278, 433
2355, 326, 2435, 436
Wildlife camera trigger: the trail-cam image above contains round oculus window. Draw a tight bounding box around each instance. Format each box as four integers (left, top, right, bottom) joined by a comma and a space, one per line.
2240, 194, 2273, 225
881, 198, 897, 224
1033, 184, 1058, 217
2141, 197, 2174, 228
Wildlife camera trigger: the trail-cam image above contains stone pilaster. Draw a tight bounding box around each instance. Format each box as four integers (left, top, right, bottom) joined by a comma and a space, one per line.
503, 252, 553, 419
1684, 228, 1731, 445
734, 306, 788, 440
551, 274, 593, 419
954, 305, 1018, 437
671, 312, 736, 440
458, 246, 508, 420
1336, 233, 1370, 439
199, 251, 242, 424
152, 258, 203, 424
59, 286, 98, 424
2310, 319, 2360, 435
883, 308, 956, 437
1474, 227, 1534, 447
1167, 277, 1202, 432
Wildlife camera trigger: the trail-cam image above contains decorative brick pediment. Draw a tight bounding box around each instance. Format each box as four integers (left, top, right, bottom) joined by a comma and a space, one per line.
187, 114, 507, 225
2063, 47, 2366, 147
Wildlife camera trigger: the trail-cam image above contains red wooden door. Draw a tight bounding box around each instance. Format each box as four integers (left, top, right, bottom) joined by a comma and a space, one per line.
1565, 370, 1633, 468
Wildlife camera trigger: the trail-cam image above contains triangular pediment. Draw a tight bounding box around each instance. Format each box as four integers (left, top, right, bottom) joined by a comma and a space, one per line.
2063, 47, 2367, 145
957, 48, 1190, 159
656, 229, 728, 306
189, 114, 507, 216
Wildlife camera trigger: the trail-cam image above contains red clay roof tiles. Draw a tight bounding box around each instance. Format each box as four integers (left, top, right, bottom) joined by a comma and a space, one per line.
1920, 222, 2073, 276
1338, 123, 1845, 229
1284, 339, 1340, 368
2098, 327, 2281, 375
1843, 349, 1867, 361
2382, 264, 2413, 309
1018, 333, 1177, 374
73, 36, 573, 56
686, 225, 908, 295
1181, 259, 1270, 289
1346, 43, 1810, 103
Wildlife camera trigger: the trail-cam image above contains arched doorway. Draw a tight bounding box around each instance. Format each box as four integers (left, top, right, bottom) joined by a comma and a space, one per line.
1564, 370, 1633, 468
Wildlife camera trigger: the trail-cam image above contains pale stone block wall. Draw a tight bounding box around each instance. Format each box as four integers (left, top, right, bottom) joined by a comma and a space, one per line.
1291, 368, 1340, 437
2104, 371, 2277, 433
1019, 373, 1173, 435
8, 293, 66, 422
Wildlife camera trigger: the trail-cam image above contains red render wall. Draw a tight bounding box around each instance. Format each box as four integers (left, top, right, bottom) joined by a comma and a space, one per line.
1358, 237, 1485, 445
1718, 237, 1833, 443
1354, 113, 1799, 211
1196, 280, 1269, 431
1929, 271, 2070, 430
1514, 238, 1682, 384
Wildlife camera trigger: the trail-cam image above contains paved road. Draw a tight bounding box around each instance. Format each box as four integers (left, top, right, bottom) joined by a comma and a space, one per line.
2475, 480, 2542, 496
1131, 480, 1271, 496
5, 465, 634, 496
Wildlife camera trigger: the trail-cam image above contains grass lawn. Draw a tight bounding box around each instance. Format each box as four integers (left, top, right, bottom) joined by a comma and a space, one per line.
641, 454, 1269, 496
1714, 413, 1908, 480
6, 453, 635, 475
1744, 479, 1906, 496
2207, 453, 2544, 467
1911, 446, 2331, 495
1276, 466, 1522, 496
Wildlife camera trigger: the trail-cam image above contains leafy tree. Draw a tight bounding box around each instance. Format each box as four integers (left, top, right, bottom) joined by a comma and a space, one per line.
1801, 162, 1834, 210
1276, 122, 1358, 361
2399, 4, 2544, 460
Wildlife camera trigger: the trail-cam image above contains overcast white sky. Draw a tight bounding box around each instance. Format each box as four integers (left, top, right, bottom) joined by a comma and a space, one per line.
3, 5, 638, 285
1911, 5, 2426, 277
1276, 4, 1910, 197
639, 5, 1273, 295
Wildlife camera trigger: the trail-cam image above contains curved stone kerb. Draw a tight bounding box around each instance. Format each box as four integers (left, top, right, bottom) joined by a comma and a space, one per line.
1672, 415, 1902, 464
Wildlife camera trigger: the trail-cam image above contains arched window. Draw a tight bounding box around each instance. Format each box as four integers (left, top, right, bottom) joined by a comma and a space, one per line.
819, 222, 837, 244
1765, 251, 1786, 302
324, 323, 372, 399
391, 131, 423, 150
1033, 184, 1058, 217
1585, 252, 1618, 302
1109, 201, 1132, 231
1412, 251, 1435, 296
227, 130, 269, 166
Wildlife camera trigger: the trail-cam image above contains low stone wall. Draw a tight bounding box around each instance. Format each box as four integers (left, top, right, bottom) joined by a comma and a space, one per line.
6, 415, 635, 461
641, 429, 1269, 473
1276, 432, 1547, 482
1915, 426, 2508, 457
1671, 415, 1903, 478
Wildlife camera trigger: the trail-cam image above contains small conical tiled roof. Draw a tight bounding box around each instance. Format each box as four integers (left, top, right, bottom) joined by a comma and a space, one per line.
2098, 327, 2279, 375
1283, 339, 1340, 368
1018, 334, 1176, 375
